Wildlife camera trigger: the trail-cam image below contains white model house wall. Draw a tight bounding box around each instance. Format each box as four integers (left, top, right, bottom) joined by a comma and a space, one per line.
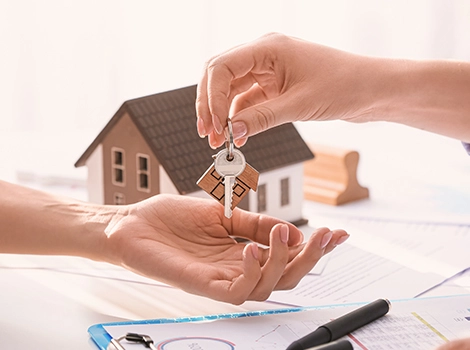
248, 163, 304, 223
85, 144, 104, 204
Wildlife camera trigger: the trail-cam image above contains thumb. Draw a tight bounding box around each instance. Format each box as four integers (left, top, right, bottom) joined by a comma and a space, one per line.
231, 97, 294, 140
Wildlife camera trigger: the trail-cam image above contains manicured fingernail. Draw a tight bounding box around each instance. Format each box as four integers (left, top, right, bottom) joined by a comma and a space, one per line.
280, 224, 289, 244
212, 114, 223, 134
335, 234, 350, 246
320, 231, 333, 249
251, 244, 259, 260
235, 137, 247, 147
197, 117, 206, 137
209, 136, 219, 149
232, 121, 247, 139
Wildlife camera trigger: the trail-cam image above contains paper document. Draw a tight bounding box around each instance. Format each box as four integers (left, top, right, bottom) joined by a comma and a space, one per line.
272, 218, 470, 306
91, 295, 470, 350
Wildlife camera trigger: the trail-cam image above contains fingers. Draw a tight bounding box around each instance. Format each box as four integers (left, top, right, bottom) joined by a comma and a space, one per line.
196, 77, 212, 137
213, 243, 261, 305
210, 225, 348, 304
230, 209, 304, 247
204, 90, 288, 149
323, 229, 349, 254
207, 127, 227, 149
218, 223, 293, 303
275, 227, 349, 290
246, 224, 290, 301
204, 89, 305, 149
230, 83, 269, 114
205, 84, 264, 148
196, 43, 259, 140
196, 33, 292, 148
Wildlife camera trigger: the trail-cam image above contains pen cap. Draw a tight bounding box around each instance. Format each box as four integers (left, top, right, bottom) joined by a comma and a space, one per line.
325, 299, 390, 340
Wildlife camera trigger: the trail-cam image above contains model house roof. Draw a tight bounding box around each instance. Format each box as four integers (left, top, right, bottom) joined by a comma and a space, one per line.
75, 85, 314, 195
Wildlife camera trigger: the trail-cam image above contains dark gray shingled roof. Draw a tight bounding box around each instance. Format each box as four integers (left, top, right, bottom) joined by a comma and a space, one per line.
75, 85, 314, 194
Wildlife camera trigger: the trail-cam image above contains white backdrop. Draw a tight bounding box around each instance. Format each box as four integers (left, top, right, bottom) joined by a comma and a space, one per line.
1, 0, 469, 198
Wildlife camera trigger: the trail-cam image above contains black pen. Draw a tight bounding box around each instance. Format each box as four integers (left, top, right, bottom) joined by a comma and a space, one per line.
309, 339, 354, 350
286, 298, 391, 350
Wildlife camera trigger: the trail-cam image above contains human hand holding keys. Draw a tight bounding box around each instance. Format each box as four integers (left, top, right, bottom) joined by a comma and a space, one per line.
197, 120, 259, 218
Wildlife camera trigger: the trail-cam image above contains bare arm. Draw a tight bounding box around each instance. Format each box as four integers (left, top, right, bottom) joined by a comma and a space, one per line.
0, 179, 111, 259
363, 58, 470, 142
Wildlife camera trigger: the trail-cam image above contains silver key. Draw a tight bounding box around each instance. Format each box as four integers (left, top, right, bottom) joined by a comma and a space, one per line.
214, 148, 246, 218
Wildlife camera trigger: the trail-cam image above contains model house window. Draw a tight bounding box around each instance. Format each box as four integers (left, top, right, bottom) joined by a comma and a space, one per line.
137, 153, 150, 192
112, 147, 125, 186
281, 178, 290, 206
257, 184, 267, 213
114, 192, 125, 205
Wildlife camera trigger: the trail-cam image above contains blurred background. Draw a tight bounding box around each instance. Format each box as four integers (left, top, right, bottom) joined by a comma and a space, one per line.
1, 0, 469, 212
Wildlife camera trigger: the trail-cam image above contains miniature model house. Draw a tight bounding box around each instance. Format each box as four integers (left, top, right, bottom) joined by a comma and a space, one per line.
75, 85, 314, 225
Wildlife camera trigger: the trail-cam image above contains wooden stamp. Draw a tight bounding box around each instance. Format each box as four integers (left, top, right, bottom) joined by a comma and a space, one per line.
303, 143, 369, 205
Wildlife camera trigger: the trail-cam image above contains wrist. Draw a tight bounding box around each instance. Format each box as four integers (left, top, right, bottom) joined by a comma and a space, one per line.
362, 58, 426, 123
302, 45, 388, 123
67, 202, 124, 263
336, 55, 398, 123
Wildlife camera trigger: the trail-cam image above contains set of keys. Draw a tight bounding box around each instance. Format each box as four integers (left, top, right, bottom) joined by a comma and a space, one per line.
197, 120, 259, 218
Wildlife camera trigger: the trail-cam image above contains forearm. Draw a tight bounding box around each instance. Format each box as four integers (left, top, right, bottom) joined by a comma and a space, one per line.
360, 57, 470, 142
0, 180, 116, 261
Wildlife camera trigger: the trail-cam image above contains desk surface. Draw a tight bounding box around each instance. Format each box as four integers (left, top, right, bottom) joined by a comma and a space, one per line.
1, 252, 470, 349
0, 255, 286, 349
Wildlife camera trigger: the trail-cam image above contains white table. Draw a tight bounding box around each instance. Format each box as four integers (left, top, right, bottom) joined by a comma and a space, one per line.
1, 236, 469, 349
0, 254, 287, 349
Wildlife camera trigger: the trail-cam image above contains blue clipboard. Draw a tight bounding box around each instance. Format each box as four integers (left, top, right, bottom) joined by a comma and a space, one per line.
88, 306, 310, 350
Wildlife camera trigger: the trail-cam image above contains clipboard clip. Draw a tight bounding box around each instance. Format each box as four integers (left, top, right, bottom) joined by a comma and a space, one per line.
110, 332, 157, 350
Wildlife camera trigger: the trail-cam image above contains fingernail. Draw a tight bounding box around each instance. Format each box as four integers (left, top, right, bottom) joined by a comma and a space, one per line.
197, 117, 206, 137
251, 244, 259, 260
280, 224, 289, 244
232, 121, 247, 139
209, 136, 219, 149
235, 137, 247, 147
335, 234, 350, 246
320, 231, 333, 249
212, 114, 223, 134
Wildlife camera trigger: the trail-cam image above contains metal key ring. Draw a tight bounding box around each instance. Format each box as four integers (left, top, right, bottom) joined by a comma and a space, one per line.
224, 119, 234, 161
